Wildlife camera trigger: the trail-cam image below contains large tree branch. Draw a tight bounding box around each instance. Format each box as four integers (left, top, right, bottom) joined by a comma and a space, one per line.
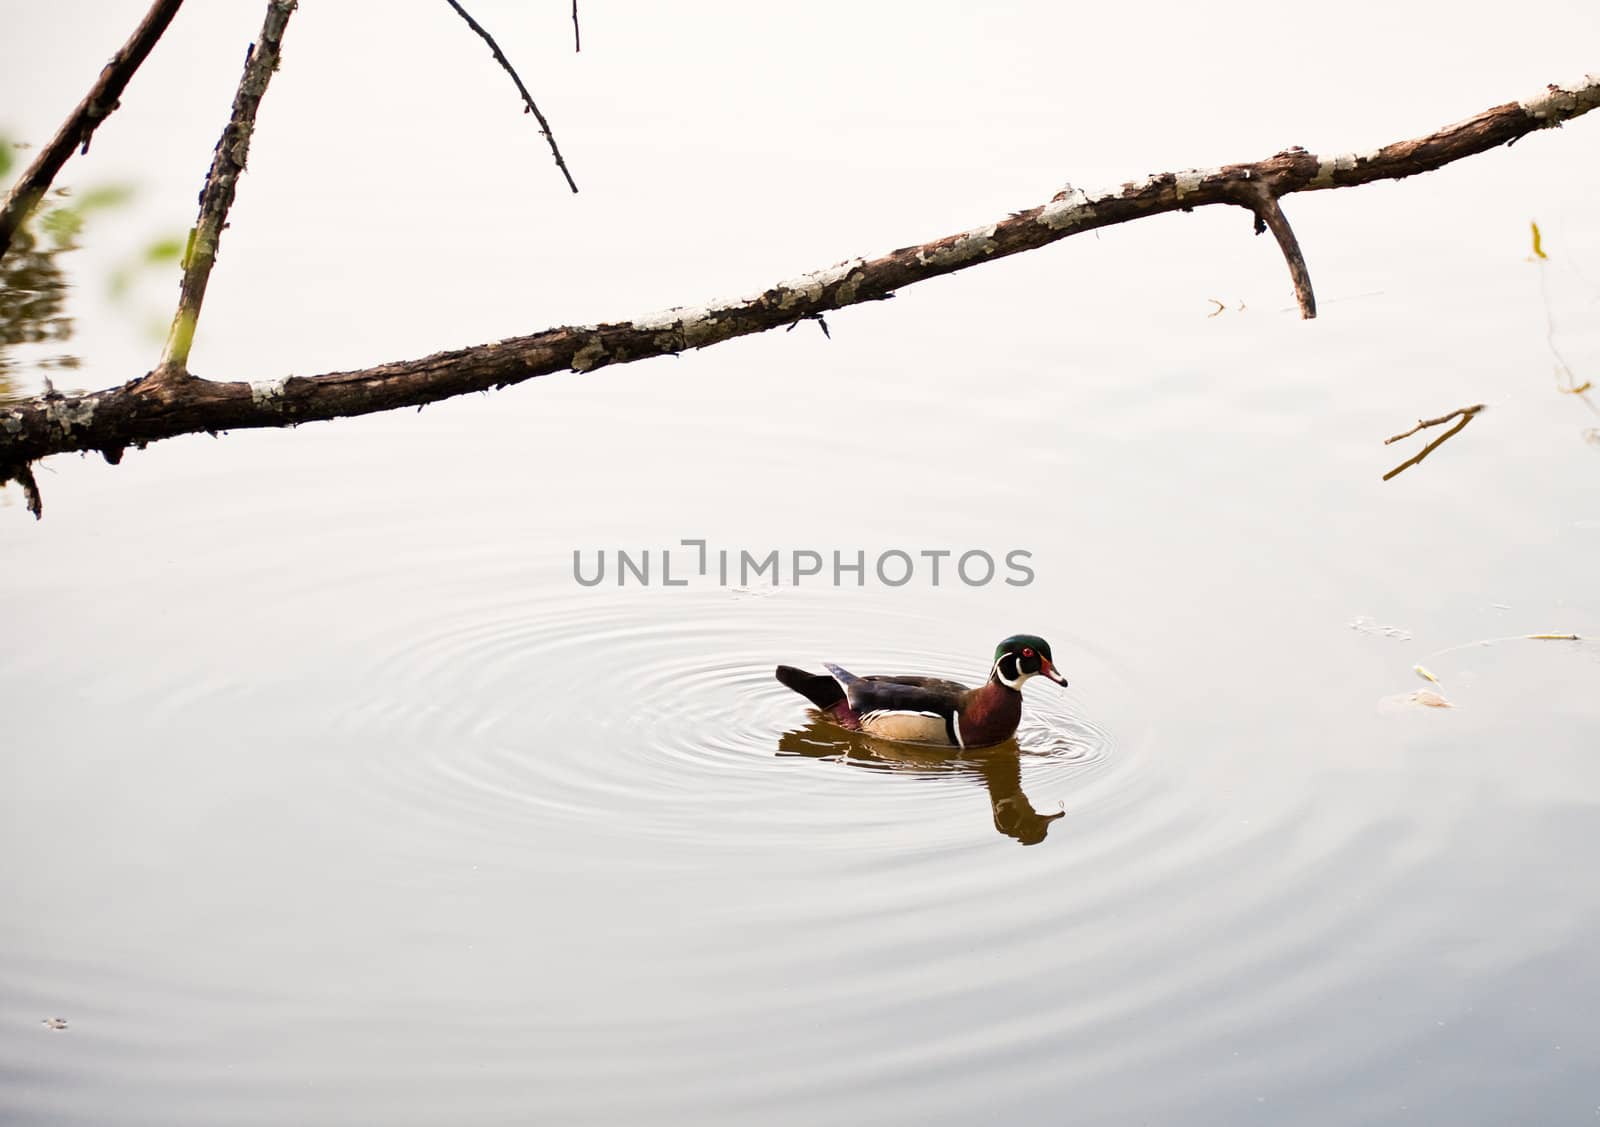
3, 73, 1597, 515
0, 0, 186, 262
155, 0, 296, 385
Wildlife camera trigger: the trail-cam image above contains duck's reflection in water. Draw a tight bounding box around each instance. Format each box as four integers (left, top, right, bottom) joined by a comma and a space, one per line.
777, 718, 1066, 846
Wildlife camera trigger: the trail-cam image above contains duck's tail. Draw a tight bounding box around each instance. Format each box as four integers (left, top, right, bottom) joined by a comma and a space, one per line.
775, 665, 845, 709
775, 665, 861, 730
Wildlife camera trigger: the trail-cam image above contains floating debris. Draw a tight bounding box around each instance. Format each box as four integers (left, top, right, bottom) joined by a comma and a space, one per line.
1526, 633, 1581, 641
1350, 615, 1412, 640
1380, 688, 1455, 712
1413, 664, 1440, 684
41, 1017, 67, 1031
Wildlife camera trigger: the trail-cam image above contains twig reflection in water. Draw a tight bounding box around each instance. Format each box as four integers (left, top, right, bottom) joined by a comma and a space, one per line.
777, 719, 1066, 846
1529, 220, 1599, 440
1381, 403, 1485, 481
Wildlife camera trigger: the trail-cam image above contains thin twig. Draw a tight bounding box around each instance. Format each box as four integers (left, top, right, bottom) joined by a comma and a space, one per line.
572, 0, 581, 52
1382, 404, 1484, 481
785, 312, 831, 338
0, 0, 186, 263
442, 0, 579, 193
1532, 233, 1599, 417
1384, 403, 1485, 445
154, 0, 296, 384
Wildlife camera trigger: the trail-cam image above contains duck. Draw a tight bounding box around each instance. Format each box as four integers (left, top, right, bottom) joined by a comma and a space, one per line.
775, 634, 1068, 749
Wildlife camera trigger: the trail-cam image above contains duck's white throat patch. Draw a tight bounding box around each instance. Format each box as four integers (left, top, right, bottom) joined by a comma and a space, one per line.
993, 658, 1034, 690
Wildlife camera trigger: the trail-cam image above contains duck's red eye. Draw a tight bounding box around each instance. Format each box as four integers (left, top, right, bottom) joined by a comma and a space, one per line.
1023, 647, 1034, 657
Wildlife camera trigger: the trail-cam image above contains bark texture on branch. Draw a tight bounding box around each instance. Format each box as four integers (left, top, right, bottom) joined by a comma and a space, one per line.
2, 73, 1598, 514
1230, 184, 1316, 318
156, 0, 296, 382
0, 0, 187, 262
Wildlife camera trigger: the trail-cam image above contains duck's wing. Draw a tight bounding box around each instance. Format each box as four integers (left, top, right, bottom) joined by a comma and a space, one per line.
862, 674, 972, 695
844, 676, 967, 718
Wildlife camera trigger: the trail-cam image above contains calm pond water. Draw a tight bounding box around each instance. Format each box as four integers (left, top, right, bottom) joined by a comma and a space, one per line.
4, 2, 1600, 1123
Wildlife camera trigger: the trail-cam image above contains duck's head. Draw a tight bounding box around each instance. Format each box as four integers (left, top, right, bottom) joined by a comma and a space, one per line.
993, 634, 1068, 689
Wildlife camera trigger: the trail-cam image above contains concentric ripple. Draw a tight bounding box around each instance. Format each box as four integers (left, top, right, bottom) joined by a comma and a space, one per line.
331, 584, 1147, 853
316, 581, 1600, 1119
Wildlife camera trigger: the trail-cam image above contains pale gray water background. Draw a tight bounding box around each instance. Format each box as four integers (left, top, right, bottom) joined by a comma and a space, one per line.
3, 1, 1600, 1123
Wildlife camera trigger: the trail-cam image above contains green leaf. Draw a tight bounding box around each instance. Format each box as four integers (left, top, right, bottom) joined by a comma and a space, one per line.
40, 206, 85, 249
77, 183, 136, 212
144, 235, 184, 264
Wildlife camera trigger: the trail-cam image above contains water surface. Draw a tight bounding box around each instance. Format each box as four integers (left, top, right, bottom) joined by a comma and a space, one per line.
4, 2, 1600, 1123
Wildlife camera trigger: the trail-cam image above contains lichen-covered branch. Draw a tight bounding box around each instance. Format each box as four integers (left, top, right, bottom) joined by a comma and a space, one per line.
3, 73, 1597, 516
155, 0, 296, 383
0, 0, 187, 263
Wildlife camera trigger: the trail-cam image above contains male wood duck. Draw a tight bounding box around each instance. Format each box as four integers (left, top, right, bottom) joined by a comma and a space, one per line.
775, 634, 1068, 749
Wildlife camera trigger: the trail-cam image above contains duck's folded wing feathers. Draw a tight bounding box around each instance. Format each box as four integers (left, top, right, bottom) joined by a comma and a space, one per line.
846, 679, 961, 717
861, 674, 971, 695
